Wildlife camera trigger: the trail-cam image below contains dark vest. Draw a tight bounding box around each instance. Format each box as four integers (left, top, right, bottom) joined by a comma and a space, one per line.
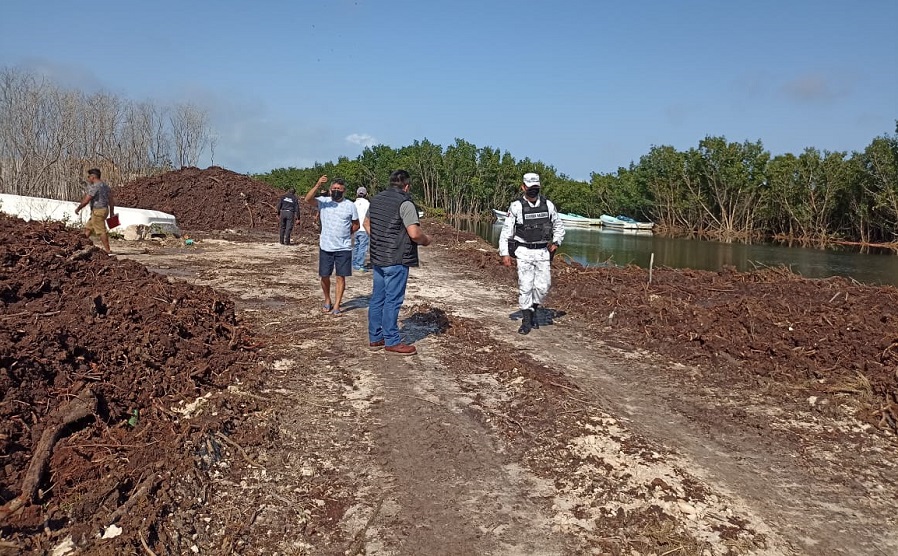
278, 194, 298, 213
369, 188, 420, 267
514, 195, 552, 245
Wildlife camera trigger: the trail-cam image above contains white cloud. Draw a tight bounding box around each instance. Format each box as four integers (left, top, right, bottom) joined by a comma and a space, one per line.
345, 133, 377, 147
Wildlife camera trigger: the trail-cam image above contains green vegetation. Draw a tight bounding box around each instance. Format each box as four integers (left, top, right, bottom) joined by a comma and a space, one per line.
257, 123, 898, 246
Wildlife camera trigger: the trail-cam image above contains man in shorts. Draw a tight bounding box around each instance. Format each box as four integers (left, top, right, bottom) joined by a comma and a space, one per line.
74, 168, 115, 254
304, 175, 359, 315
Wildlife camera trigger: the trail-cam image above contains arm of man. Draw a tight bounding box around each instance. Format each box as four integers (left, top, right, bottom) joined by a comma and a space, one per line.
547, 200, 565, 251
498, 202, 518, 265
74, 193, 93, 215
304, 175, 328, 207
400, 201, 431, 246
350, 203, 359, 234
363, 216, 370, 235
108, 192, 115, 217
406, 223, 431, 246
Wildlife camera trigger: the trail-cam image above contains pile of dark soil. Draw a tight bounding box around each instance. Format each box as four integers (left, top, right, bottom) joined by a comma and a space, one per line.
115, 166, 315, 233
0, 215, 259, 552
431, 222, 898, 433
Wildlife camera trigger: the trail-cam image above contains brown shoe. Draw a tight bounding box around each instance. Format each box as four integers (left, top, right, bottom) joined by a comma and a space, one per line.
384, 343, 416, 356
369, 340, 385, 351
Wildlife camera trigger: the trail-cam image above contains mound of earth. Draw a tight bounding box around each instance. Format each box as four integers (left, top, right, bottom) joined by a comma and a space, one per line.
115, 166, 296, 232
0, 215, 259, 552
434, 222, 898, 434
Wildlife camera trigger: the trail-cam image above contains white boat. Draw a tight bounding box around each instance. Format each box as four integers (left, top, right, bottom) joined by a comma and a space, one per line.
0, 193, 181, 239
559, 213, 603, 227
599, 214, 654, 230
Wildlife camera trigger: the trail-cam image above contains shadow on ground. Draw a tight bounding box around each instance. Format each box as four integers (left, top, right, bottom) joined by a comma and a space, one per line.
400, 307, 452, 343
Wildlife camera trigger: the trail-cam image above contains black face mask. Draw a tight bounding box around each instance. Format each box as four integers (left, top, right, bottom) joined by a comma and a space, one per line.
331, 190, 344, 201
525, 186, 540, 198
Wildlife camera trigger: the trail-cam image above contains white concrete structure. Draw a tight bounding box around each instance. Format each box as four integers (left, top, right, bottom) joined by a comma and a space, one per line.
0, 193, 180, 240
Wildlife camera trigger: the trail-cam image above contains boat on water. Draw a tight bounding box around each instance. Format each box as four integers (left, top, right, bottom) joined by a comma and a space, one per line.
493, 208, 605, 228
559, 213, 603, 227
599, 214, 654, 230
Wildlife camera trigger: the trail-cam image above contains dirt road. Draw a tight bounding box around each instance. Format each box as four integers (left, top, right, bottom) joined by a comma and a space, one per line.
117, 230, 897, 555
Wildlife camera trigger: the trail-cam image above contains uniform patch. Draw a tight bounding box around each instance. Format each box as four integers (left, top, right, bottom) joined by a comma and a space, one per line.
523, 212, 549, 220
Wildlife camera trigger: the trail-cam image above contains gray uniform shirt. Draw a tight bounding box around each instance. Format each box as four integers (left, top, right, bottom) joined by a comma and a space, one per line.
88, 181, 111, 209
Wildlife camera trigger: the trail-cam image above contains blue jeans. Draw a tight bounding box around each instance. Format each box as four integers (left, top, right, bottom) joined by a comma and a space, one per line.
368, 264, 410, 347
352, 231, 369, 270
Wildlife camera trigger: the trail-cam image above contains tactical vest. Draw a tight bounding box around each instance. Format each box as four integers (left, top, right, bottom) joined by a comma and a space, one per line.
514, 195, 552, 246
368, 188, 420, 267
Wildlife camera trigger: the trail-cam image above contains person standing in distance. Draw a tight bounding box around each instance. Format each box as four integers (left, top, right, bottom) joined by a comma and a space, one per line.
365, 170, 431, 355
352, 186, 370, 271
304, 175, 359, 315
276, 187, 299, 245
74, 168, 115, 254
498, 172, 565, 334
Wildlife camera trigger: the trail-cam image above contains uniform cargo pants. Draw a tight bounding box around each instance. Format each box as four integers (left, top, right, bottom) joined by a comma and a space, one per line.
514, 245, 551, 310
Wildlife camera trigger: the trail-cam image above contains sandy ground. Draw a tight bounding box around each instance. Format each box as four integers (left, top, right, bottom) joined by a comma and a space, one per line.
113, 230, 897, 556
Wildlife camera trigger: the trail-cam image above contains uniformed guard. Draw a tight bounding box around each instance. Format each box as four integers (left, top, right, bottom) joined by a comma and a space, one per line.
498, 172, 566, 334
277, 187, 299, 244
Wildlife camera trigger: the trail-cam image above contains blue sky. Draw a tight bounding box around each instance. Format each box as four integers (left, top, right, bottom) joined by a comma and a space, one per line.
2, 0, 896, 180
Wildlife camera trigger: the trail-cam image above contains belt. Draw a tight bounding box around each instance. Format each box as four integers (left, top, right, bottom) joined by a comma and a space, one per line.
517, 241, 548, 249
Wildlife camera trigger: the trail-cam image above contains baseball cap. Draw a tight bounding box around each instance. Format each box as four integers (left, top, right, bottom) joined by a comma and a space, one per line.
356, 186, 368, 195
523, 173, 541, 186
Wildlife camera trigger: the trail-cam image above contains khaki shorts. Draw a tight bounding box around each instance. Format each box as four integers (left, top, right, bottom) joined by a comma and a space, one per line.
86, 207, 109, 236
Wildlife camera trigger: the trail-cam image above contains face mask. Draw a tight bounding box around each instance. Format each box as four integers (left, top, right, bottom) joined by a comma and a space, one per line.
525, 186, 540, 198
331, 190, 344, 201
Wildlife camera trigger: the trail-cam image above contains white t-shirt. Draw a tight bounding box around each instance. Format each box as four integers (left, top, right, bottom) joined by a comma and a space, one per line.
354, 197, 370, 228
316, 196, 359, 251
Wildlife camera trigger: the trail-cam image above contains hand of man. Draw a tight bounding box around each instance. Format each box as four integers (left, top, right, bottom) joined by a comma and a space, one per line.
317, 175, 328, 188
74, 207, 81, 215
501, 255, 513, 267
549, 243, 558, 253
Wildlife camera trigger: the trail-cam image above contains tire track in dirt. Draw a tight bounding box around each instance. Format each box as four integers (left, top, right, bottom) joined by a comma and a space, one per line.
365, 351, 564, 555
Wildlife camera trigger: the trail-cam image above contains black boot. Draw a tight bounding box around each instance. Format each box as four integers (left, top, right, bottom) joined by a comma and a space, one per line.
531, 304, 540, 329
518, 308, 533, 335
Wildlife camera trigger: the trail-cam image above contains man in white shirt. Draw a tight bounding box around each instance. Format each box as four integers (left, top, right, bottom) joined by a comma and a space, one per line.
498, 172, 565, 334
353, 187, 370, 271
304, 176, 359, 315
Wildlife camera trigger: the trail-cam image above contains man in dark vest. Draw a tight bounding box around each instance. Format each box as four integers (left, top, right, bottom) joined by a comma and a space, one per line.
364, 169, 432, 355
276, 187, 299, 244
498, 172, 565, 334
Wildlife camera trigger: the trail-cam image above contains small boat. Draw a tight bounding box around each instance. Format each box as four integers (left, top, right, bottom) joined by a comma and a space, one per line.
559, 213, 603, 227
493, 208, 508, 221
599, 214, 654, 230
